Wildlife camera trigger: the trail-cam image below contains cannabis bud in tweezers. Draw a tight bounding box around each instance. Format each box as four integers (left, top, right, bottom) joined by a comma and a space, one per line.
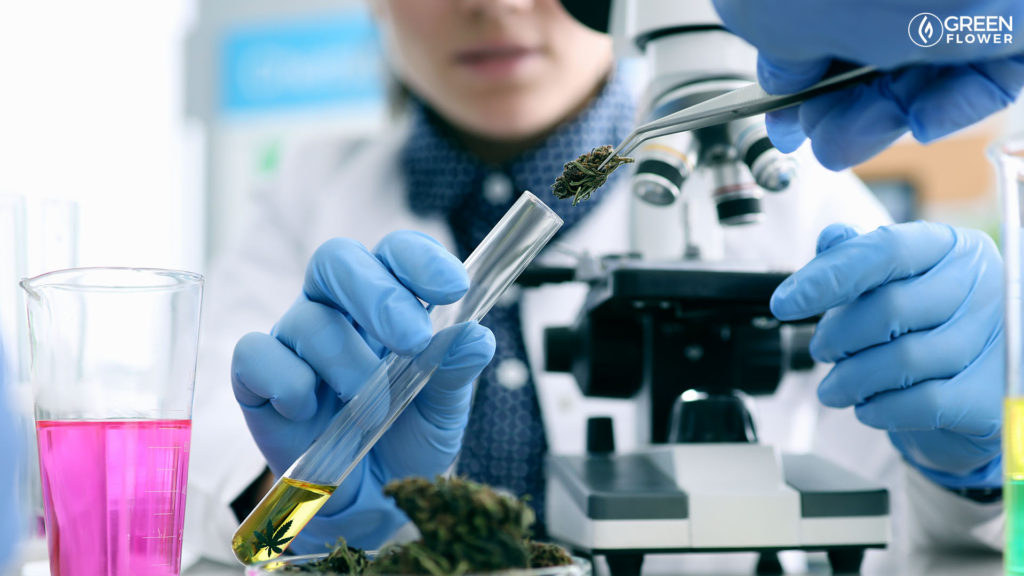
552, 145, 634, 206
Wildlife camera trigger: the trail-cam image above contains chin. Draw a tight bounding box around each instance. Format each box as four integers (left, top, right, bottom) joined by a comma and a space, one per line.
458, 102, 566, 141
473, 120, 553, 141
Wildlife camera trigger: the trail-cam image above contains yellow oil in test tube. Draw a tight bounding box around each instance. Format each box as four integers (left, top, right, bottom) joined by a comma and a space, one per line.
1007, 398, 1024, 575
232, 477, 335, 564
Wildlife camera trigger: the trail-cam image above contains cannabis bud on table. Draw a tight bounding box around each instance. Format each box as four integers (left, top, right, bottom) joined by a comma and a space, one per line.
551, 145, 634, 206
281, 476, 572, 575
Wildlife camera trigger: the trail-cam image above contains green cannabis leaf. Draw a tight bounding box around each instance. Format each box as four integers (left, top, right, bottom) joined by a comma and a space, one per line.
552, 145, 634, 206
253, 518, 294, 557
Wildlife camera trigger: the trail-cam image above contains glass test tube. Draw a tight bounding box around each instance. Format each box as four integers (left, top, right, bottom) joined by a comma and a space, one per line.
232, 192, 563, 564
993, 137, 1024, 576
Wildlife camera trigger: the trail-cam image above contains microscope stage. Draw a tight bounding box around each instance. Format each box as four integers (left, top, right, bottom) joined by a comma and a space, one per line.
546, 444, 889, 554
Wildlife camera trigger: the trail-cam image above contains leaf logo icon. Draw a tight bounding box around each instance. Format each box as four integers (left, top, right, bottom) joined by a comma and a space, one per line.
920, 18, 934, 42
909, 13, 943, 47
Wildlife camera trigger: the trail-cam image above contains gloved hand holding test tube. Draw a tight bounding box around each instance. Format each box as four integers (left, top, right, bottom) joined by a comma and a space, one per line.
231, 191, 563, 564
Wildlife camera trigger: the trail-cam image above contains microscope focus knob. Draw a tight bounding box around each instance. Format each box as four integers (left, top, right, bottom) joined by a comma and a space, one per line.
544, 326, 577, 373
587, 416, 616, 454
783, 324, 816, 371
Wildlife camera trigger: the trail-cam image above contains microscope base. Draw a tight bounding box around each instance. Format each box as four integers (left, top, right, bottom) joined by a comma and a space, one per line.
546, 445, 889, 574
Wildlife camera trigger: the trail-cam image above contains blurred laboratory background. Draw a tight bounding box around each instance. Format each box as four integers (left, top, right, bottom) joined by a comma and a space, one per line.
1, 0, 390, 275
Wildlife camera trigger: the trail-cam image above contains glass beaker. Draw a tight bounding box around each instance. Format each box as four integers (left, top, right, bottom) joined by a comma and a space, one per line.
992, 137, 1024, 575
21, 268, 203, 576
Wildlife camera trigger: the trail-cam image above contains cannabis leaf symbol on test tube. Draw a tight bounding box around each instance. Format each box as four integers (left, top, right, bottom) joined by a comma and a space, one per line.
254, 519, 294, 556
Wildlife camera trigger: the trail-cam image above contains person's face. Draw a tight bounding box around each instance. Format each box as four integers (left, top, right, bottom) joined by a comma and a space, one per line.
374, 0, 614, 141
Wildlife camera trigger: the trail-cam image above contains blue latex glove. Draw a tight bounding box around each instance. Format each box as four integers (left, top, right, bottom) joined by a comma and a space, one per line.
713, 0, 1024, 169
232, 231, 496, 551
771, 222, 1003, 489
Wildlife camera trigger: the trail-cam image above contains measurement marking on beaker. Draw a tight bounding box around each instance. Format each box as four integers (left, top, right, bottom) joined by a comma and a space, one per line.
154, 512, 174, 516
145, 490, 179, 493
148, 446, 181, 450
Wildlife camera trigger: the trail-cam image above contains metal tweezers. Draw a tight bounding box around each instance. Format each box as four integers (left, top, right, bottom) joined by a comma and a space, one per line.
598, 65, 879, 169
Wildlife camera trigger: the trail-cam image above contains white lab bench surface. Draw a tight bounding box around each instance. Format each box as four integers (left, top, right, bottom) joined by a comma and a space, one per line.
9, 537, 1005, 576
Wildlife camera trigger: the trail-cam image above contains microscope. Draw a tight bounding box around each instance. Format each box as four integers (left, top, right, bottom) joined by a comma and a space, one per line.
531, 1, 891, 573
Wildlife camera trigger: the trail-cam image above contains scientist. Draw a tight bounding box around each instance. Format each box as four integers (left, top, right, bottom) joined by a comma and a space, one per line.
184, 0, 1010, 563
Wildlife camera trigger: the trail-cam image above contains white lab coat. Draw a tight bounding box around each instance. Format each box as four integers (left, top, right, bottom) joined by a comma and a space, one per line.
182, 121, 1004, 567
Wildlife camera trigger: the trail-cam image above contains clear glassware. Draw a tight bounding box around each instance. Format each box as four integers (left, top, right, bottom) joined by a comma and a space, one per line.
233, 191, 563, 564
21, 267, 204, 576
991, 136, 1024, 575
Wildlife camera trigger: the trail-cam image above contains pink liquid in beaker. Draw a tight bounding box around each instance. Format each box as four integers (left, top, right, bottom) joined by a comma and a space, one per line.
37, 419, 192, 576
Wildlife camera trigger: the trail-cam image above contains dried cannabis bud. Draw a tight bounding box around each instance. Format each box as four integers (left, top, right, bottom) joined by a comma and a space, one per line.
551, 145, 634, 206
280, 477, 573, 575
528, 541, 573, 568
281, 538, 370, 574
379, 476, 535, 574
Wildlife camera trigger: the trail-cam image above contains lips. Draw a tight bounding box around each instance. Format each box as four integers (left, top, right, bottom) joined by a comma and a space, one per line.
454, 43, 541, 77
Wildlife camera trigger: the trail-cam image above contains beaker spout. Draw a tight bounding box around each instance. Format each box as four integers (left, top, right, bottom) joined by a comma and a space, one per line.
20, 277, 41, 300
20, 268, 74, 302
